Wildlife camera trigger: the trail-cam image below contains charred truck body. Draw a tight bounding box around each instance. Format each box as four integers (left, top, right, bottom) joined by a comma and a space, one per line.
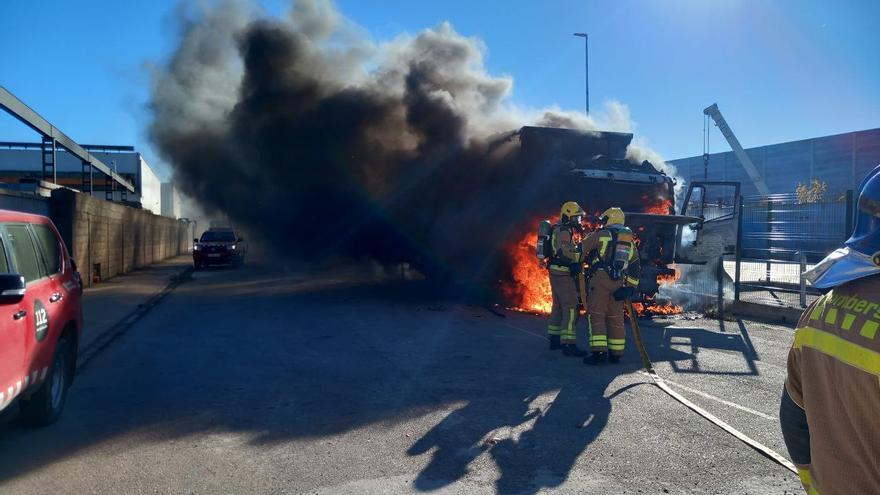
510, 126, 740, 301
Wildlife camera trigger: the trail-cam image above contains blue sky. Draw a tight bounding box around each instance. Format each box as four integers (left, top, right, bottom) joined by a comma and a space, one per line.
1, 0, 878, 180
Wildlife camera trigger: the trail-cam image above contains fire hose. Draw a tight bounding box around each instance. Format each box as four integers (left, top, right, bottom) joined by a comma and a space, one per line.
623, 298, 798, 475
578, 271, 588, 311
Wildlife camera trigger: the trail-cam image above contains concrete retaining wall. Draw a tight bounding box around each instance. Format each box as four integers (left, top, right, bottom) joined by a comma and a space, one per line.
727, 300, 804, 326
50, 188, 193, 287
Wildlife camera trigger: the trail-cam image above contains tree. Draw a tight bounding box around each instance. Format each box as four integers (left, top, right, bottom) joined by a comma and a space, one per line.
795, 179, 827, 204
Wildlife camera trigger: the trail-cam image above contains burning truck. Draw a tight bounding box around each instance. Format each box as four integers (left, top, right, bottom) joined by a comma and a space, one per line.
499, 126, 741, 315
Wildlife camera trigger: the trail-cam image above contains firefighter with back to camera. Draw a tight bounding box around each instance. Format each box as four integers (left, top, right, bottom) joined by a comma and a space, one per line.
580, 207, 640, 365
780, 164, 880, 494
541, 201, 587, 357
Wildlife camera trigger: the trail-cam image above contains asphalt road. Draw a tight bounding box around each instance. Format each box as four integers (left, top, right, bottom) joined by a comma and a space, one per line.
0, 260, 803, 494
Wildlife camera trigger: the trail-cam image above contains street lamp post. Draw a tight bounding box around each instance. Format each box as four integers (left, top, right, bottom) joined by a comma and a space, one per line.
573, 32, 589, 114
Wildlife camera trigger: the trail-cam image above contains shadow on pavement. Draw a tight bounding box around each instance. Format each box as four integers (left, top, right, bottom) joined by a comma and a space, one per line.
403, 313, 694, 494
652, 320, 760, 376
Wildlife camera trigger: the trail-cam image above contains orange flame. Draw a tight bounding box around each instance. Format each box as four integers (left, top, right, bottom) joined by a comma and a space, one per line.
502, 198, 683, 316
658, 264, 681, 286
502, 224, 553, 314
642, 199, 673, 215
631, 300, 684, 316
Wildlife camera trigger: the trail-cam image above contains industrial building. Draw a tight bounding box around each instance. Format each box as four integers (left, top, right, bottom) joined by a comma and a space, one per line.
669, 127, 880, 197
160, 182, 182, 219
0, 142, 162, 214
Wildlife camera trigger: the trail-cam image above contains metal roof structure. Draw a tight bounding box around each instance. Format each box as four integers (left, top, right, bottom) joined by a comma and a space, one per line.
0, 85, 135, 193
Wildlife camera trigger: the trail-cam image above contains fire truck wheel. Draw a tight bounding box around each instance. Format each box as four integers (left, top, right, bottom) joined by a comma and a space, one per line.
20, 337, 73, 427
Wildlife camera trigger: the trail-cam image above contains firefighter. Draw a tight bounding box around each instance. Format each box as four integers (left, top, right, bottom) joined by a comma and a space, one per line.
780, 165, 880, 495
546, 201, 586, 357
580, 207, 640, 365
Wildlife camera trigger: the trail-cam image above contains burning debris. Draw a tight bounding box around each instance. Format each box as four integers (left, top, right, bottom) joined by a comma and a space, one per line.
503, 210, 685, 318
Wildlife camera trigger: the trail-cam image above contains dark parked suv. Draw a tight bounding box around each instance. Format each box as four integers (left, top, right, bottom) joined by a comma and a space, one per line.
193, 228, 247, 269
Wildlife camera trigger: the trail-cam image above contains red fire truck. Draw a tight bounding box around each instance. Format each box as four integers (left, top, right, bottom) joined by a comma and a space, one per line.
0, 210, 83, 426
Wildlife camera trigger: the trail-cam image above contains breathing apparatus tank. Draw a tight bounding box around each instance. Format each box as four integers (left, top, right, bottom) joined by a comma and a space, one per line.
607, 227, 635, 280
536, 220, 553, 261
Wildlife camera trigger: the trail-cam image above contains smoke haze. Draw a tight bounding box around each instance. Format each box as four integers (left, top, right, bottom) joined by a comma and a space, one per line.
149, 0, 673, 288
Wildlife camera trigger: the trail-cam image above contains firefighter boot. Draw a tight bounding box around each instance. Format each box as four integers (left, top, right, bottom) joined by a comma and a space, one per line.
609, 354, 621, 364
584, 351, 608, 365
548, 335, 561, 350
562, 344, 586, 357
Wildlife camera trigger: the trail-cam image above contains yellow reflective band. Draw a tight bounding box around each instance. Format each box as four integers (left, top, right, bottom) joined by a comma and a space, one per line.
626, 276, 639, 286
798, 468, 811, 487
547, 325, 561, 330
598, 236, 611, 257
824, 308, 838, 325
841, 313, 856, 331
795, 327, 880, 375
860, 320, 879, 339
608, 338, 625, 344
810, 294, 829, 320
797, 467, 822, 494
549, 265, 570, 273
561, 309, 576, 338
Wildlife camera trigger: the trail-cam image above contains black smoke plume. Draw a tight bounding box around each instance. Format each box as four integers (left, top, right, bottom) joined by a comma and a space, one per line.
149, 0, 666, 291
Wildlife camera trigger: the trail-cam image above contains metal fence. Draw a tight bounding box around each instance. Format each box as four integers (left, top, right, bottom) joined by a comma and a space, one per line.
660, 190, 854, 312
732, 191, 854, 308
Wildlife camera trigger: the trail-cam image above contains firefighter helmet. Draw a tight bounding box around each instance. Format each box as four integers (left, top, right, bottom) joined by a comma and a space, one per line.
600, 207, 625, 226
560, 201, 585, 224
806, 164, 880, 288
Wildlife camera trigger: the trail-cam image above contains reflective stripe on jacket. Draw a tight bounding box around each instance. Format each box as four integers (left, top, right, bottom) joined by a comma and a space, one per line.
548, 225, 580, 272
581, 227, 641, 286
784, 276, 880, 495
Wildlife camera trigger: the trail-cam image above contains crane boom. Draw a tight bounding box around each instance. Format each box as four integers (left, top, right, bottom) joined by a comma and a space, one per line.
703, 103, 770, 195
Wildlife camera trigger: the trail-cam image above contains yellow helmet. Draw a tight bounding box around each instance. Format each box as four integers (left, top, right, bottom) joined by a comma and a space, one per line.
560, 201, 585, 222
601, 207, 625, 226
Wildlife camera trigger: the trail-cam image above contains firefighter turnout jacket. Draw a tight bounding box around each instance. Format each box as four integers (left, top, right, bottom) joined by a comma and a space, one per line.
547, 224, 581, 274
547, 223, 582, 344
581, 226, 640, 355
782, 275, 880, 494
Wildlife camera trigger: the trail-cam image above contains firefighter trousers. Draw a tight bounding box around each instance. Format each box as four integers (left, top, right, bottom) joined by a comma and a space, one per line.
548, 270, 579, 345
588, 271, 626, 356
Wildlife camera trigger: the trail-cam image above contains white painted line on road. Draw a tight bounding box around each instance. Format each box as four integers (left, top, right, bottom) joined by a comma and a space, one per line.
499, 313, 777, 419
493, 317, 546, 341
642, 372, 777, 420
497, 315, 779, 422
